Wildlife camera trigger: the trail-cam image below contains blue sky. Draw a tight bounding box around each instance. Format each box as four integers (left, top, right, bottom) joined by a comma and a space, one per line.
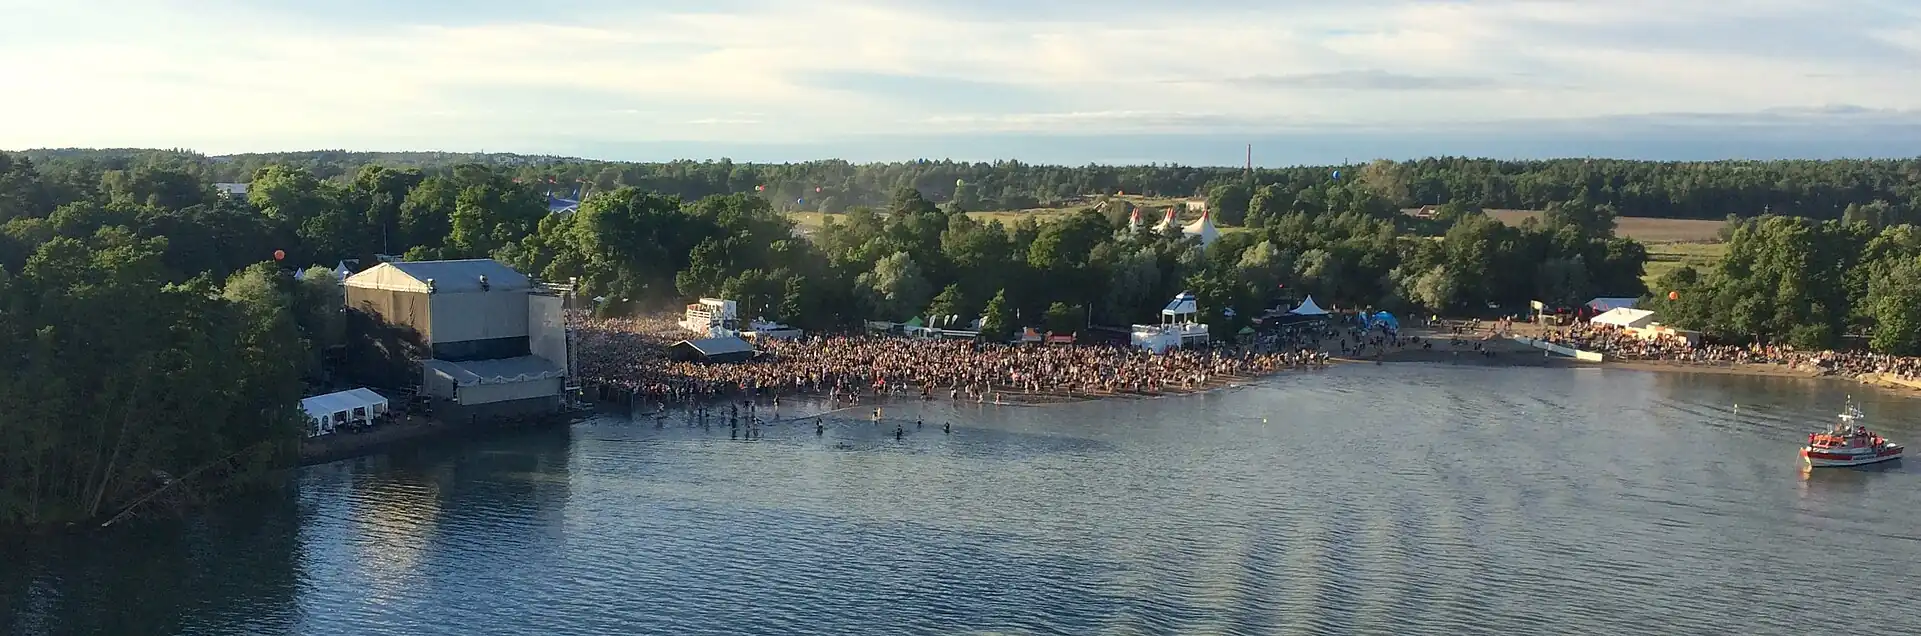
3, 0, 1921, 165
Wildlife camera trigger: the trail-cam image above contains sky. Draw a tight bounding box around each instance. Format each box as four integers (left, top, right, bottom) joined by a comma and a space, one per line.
4, 0, 1921, 166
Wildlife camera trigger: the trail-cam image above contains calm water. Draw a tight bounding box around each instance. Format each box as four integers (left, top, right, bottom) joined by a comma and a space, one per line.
5, 364, 1920, 636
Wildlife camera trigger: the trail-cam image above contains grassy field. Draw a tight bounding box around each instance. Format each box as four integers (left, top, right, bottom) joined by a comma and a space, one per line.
1482, 209, 1726, 243
1642, 241, 1725, 285
1481, 209, 1728, 288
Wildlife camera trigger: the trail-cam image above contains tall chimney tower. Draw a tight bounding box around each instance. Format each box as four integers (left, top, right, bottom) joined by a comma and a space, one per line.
1245, 144, 1252, 174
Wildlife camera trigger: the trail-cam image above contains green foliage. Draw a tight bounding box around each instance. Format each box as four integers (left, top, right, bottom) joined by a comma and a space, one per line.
29, 149, 1921, 222
980, 289, 1014, 341
0, 153, 56, 223
857, 252, 933, 322
1043, 302, 1082, 335
1207, 183, 1251, 225
926, 283, 969, 323
1867, 258, 1921, 355
0, 237, 303, 527
1645, 216, 1915, 349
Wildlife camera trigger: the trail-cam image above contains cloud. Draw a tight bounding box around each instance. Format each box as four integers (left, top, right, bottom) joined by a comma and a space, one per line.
795, 71, 1060, 111
1, 0, 1919, 159
920, 111, 1295, 134
1217, 70, 1508, 91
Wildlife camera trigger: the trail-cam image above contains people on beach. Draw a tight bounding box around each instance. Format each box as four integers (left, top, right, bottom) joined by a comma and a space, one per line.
1531, 320, 1921, 381
569, 311, 1332, 406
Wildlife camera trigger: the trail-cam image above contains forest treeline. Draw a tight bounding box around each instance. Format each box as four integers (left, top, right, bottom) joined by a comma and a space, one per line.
1642, 216, 1921, 354
6, 146, 1921, 527
17, 148, 1921, 221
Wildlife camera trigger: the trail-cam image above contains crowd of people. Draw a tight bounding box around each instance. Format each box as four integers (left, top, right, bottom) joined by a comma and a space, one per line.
574, 303, 1921, 413
1539, 322, 1921, 381
569, 312, 1336, 407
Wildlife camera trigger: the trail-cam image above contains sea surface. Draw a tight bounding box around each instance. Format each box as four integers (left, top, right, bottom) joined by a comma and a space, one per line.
5, 364, 1920, 636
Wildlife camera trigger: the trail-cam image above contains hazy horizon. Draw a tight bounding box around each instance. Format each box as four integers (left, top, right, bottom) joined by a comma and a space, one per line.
7, 0, 1920, 165
18, 121, 1921, 170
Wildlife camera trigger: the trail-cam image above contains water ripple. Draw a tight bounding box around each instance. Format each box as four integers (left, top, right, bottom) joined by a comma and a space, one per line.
8, 366, 1921, 634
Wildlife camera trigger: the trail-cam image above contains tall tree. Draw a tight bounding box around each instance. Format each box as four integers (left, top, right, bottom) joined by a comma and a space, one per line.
856, 251, 932, 321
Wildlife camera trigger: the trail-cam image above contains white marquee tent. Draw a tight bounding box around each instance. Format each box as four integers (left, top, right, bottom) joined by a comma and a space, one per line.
1289, 295, 1330, 316
1182, 210, 1221, 247
299, 388, 390, 438
1591, 307, 1657, 329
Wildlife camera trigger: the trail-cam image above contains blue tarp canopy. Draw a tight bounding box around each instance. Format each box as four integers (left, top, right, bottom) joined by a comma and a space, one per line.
1369, 311, 1399, 332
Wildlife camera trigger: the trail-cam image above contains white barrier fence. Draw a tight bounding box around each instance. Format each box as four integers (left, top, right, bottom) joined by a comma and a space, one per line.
1508, 335, 1606, 362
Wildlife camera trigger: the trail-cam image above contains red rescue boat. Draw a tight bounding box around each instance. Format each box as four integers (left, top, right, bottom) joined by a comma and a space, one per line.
1801, 399, 1904, 468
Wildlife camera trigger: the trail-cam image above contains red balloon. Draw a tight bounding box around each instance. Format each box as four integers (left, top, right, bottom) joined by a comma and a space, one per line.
273, 249, 286, 261
1668, 290, 1679, 301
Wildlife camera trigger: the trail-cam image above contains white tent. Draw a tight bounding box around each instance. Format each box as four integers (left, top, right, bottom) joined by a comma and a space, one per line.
1154, 208, 1179, 232
299, 388, 390, 438
1128, 208, 1143, 231
1182, 210, 1221, 247
1289, 295, 1330, 316
1591, 307, 1656, 329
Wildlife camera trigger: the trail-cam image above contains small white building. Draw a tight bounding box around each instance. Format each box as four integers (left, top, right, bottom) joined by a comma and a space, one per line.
1131, 292, 1211, 353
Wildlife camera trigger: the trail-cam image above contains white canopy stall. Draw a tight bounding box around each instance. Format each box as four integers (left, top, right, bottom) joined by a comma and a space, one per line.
1591, 307, 1656, 329
299, 388, 390, 438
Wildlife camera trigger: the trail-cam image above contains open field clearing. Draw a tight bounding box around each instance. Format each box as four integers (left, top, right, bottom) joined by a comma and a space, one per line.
1643, 241, 1726, 287
1479, 209, 1728, 289
1483, 209, 1726, 243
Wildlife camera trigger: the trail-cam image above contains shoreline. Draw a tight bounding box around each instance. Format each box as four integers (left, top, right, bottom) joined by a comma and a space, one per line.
1376, 325, 1921, 398
296, 410, 586, 466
